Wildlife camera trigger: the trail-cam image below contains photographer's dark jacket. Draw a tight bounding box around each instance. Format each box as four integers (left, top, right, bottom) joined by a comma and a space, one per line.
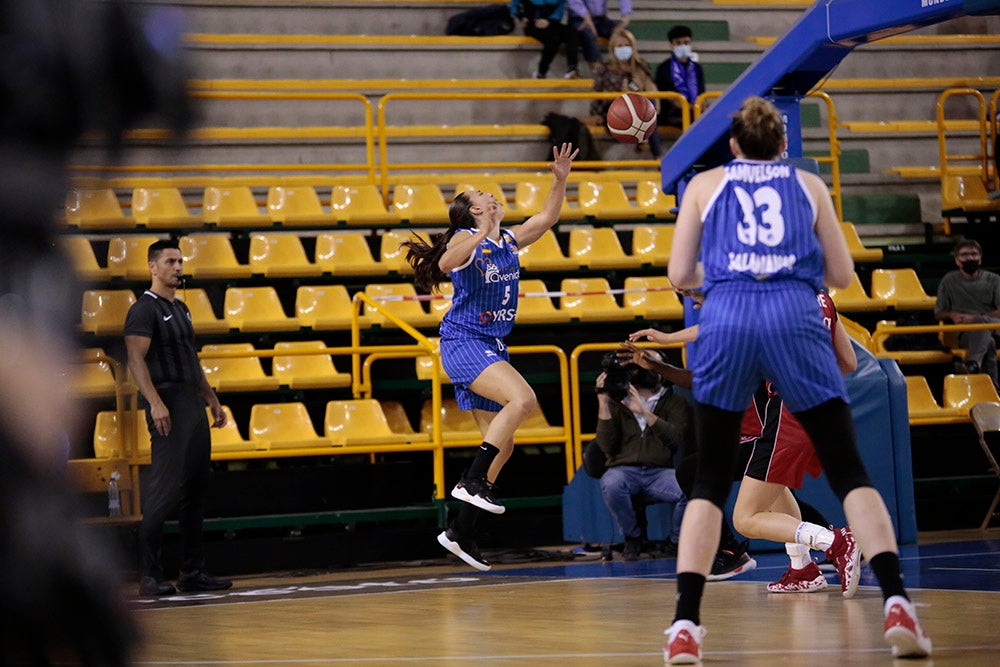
594, 387, 690, 468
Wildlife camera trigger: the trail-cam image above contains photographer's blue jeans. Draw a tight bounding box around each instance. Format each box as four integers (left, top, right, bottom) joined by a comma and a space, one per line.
600, 465, 687, 541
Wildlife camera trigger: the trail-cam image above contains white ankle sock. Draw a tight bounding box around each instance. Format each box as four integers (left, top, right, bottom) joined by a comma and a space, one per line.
785, 542, 811, 569
794, 522, 835, 551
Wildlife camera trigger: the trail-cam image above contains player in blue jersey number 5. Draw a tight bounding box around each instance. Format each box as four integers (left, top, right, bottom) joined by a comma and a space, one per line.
404, 142, 578, 571
662, 97, 930, 663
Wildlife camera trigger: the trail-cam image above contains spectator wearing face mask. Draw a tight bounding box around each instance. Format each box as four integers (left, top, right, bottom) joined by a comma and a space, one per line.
655, 24, 705, 128
567, 0, 632, 70
587, 30, 663, 158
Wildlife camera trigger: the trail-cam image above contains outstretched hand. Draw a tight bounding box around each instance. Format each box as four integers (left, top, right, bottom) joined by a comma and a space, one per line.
550, 142, 579, 179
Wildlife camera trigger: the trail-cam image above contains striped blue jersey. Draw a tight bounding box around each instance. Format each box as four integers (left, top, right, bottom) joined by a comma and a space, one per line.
700, 159, 825, 294
440, 228, 520, 339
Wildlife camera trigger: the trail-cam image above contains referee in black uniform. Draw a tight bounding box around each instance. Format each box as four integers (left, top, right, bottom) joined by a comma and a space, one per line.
125, 239, 232, 597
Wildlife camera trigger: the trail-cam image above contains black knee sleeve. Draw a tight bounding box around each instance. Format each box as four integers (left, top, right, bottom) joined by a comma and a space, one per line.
793, 398, 874, 502
675, 451, 697, 499
689, 403, 744, 509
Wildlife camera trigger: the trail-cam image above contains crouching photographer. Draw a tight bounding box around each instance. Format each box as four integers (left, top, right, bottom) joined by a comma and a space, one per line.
591, 351, 691, 560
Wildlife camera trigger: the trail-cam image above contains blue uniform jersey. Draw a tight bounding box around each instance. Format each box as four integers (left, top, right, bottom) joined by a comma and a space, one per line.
700, 159, 824, 295
440, 228, 520, 340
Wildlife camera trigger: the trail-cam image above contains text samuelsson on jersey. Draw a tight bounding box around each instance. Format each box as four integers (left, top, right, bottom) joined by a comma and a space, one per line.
724, 161, 798, 280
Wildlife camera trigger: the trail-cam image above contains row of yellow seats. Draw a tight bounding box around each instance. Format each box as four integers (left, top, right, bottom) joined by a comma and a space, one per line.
60, 226, 679, 285
63, 180, 677, 231
62, 222, 885, 286
906, 373, 1000, 425
78, 276, 687, 337
91, 398, 561, 458
827, 268, 935, 313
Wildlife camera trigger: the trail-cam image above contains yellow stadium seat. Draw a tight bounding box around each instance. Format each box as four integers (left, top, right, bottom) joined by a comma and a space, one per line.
176, 288, 229, 334
131, 187, 203, 229
325, 399, 430, 446
272, 340, 351, 390
872, 320, 951, 364
516, 278, 571, 324
841, 316, 875, 353
519, 404, 565, 439
65, 188, 131, 230
631, 224, 674, 267
969, 401, 1000, 529
870, 268, 935, 310
560, 278, 634, 322
59, 236, 107, 282
905, 376, 965, 425
454, 181, 514, 218
106, 235, 159, 280
364, 283, 440, 328
179, 234, 252, 279
517, 229, 577, 272
567, 227, 643, 270
420, 398, 480, 442
223, 286, 301, 332
207, 406, 260, 453
295, 284, 371, 330
623, 276, 684, 320
415, 336, 449, 383
827, 274, 887, 312
943, 373, 1000, 412
248, 233, 322, 278
249, 402, 330, 450
330, 184, 398, 225
80, 289, 136, 335
840, 222, 884, 262
381, 400, 417, 434
636, 179, 677, 219
266, 185, 330, 226
577, 180, 646, 220
93, 410, 151, 459
200, 343, 280, 393
71, 348, 116, 398
380, 229, 427, 274
202, 186, 271, 228
314, 232, 386, 276
391, 183, 449, 224
429, 281, 454, 322
514, 179, 584, 220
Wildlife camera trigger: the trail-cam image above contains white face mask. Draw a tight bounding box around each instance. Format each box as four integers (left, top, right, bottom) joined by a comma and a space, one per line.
673, 44, 692, 60
613, 45, 633, 61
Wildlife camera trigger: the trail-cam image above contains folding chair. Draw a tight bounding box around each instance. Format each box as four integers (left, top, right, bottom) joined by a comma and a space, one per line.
969, 402, 1000, 529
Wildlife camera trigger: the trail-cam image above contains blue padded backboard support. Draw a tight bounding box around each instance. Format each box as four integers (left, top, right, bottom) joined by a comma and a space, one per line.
661, 0, 1000, 195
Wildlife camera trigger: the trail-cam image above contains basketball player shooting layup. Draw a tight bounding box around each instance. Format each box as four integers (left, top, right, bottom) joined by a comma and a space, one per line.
403, 143, 578, 571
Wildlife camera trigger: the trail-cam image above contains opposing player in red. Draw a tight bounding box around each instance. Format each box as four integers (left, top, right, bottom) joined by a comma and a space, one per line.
628, 291, 862, 596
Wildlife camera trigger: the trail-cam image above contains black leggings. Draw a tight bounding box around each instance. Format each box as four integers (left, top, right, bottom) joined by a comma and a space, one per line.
691, 399, 873, 509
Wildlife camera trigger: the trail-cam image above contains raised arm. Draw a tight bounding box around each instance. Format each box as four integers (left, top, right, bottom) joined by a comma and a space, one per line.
509, 143, 578, 247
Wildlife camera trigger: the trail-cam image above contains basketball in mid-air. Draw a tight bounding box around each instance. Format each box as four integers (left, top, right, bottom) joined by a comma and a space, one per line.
606, 93, 657, 144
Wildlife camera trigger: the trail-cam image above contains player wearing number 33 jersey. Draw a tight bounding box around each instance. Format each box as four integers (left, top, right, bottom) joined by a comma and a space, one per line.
693, 157, 844, 414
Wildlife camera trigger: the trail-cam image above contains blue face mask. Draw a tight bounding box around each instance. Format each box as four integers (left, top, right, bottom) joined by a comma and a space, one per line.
613, 45, 633, 61
673, 44, 692, 60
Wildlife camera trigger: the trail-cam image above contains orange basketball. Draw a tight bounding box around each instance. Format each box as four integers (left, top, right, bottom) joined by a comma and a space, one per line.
606, 93, 657, 144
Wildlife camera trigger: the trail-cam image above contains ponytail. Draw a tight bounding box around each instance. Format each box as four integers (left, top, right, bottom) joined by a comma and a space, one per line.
403, 191, 477, 292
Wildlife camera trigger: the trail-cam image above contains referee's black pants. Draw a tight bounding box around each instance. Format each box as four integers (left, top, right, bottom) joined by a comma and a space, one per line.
138, 385, 211, 581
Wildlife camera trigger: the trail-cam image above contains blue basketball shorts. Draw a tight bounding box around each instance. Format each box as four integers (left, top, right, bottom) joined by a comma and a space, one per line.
441, 335, 509, 412
692, 283, 847, 413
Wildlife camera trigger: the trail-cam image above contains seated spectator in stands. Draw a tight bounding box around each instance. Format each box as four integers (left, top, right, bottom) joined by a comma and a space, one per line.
567, 0, 632, 70
591, 353, 689, 560
935, 238, 1000, 387
655, 24, 705, 129
585, 30, 663, 158
512, 0, 580, 79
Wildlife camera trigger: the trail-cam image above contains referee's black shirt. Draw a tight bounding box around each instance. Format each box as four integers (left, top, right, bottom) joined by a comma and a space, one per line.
124, 290, 202, 389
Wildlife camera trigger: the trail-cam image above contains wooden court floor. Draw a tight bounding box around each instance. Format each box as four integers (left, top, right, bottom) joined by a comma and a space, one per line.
131, 532, 1000, 666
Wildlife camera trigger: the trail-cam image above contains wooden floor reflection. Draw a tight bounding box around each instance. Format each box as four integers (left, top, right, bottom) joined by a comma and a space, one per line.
132, 551, 1000, 666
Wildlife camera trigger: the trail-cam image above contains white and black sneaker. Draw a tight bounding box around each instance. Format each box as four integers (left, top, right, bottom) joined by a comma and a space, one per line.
437, 528, 491, 571
451, 474, 505, 514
